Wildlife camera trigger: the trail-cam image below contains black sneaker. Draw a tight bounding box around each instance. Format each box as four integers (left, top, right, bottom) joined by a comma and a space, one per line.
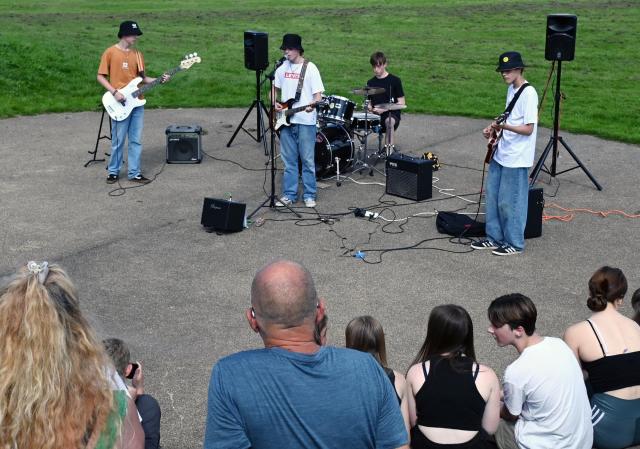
130, 174, 151, 184
106, 174, 119, 184
492, 244, 522, 256
471, 239, 498, 250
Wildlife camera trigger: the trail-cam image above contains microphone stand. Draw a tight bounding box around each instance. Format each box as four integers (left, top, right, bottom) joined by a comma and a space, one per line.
248, 58, 301, 219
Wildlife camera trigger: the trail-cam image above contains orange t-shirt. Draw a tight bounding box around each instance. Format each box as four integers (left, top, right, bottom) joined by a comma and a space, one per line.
98, 45, 146, 90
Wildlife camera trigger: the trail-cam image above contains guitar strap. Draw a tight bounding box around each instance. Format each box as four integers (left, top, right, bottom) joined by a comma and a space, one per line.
502, 82, 530, 119
294, 60, 309, 103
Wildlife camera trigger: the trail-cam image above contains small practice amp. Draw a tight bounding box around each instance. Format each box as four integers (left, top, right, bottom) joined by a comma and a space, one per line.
385, 153, 433, 201
525, 187, 544, 239
166, 125, 202, 164
201, 198, 246, 233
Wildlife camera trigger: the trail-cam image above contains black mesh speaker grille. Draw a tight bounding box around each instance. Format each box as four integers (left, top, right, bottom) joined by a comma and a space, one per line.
545, 14, 577, 61
244, 31, 268, 71
387, 167, 418, 200
167, 134, 201, 163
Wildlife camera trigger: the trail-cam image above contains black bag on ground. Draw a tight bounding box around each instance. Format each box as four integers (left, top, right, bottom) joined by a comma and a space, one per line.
436, 212, 486, 237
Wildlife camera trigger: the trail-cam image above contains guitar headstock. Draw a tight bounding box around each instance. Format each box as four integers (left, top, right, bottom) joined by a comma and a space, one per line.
180, 53, 202, 70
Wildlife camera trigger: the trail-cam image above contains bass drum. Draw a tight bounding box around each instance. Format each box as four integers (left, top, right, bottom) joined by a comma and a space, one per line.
314, 123, 354, 178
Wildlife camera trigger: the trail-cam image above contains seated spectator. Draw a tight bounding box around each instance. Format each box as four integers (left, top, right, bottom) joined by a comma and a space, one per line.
632, 287, 640, 326
346, 315, 410, 431
489, 293, 592, 449
314, 313, 328, 345
406, 304, 500, 449
204, 259, 408, 449
103, 338, 162, 449
0, 261, 143, 449
563, 266, 640, 449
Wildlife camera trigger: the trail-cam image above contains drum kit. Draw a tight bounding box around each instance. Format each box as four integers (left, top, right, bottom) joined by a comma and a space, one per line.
311, 86, 407, 179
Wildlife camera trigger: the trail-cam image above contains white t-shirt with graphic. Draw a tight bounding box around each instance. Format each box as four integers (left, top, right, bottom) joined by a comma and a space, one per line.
494, 83, 538, 168
274, 60, 324, 126
503, 337, 593, 449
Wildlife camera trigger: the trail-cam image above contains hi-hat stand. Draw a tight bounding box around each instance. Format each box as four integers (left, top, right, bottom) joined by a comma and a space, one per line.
351, 95, 384, 177
530, 60, 602, 190
227, 70, 271, 148
85, 107, 111, 167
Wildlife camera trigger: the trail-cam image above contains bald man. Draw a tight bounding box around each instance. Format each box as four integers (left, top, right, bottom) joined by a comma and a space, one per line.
204, 260, 408, 449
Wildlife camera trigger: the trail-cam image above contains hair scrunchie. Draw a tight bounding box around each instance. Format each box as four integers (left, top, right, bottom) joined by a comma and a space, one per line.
27, 261, 49, 284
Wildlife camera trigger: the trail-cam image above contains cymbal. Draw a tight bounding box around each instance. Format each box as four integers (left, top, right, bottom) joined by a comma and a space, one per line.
352, 86, 386, 96
375, 102, 407, 111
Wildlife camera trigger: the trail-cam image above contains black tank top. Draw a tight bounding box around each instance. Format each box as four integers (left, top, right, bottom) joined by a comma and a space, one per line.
383, 367, 401, 405
415, 356, 485, 430
582, 319, 640, 393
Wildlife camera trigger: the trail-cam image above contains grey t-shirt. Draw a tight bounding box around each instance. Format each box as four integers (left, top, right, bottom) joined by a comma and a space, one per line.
204, 346, 408, 449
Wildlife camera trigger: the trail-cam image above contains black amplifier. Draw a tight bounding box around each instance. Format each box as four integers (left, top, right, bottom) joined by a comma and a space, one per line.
385, 153, 433, 201
166, 125, 202, 164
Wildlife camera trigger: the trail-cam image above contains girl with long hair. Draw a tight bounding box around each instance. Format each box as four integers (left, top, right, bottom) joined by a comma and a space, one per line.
0, 261, 144, 449
405, 305, 500, 449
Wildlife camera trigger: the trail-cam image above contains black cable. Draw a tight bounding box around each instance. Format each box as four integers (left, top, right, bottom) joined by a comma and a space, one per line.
201, 149, 277, 172
108, 161, 167, 197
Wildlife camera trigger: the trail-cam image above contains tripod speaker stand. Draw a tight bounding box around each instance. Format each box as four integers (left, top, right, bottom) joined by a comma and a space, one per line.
226, 70, 271, 148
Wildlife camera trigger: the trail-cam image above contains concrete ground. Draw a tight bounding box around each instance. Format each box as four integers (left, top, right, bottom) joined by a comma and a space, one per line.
1, 107, 639, 448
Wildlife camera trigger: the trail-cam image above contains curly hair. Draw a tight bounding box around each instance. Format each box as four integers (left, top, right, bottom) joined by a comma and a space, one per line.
0, 263, 116, 449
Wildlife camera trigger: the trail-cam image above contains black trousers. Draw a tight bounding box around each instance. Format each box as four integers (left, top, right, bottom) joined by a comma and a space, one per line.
136, 394, 161, 449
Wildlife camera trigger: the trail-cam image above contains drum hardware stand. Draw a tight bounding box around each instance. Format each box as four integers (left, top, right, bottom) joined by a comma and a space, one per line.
227, 69, 272, 148
248, 62, 301, 220
335, 156, 342, 186
85, 107, 111, 167
351, 97, 384, 176
529, 60, 602, 190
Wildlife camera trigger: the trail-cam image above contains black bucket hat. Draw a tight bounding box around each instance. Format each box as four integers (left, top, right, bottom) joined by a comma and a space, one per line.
496, 51, 526, 72
118, 20, 143, 38
280, 34, 304, 52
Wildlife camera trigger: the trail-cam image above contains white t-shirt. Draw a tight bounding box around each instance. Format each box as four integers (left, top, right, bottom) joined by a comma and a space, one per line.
503, 337, 593, 449
274, 60, 324, 126
494, 83, 538, 168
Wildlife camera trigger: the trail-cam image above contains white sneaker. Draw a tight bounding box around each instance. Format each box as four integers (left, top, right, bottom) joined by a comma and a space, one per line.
275, 197, 293, 207
304, 198, 316, 208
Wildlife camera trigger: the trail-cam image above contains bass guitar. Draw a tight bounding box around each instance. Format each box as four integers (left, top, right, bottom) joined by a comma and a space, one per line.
484, 112, 508, 164
273, 98, 326, 131
102, 53, 201, 121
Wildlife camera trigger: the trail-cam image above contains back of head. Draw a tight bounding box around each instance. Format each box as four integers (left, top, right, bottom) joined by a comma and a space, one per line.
370, 51, 386, 66
0, 262, 114, 449
488, 293, 537, 336
411, 304, 476, 366
587, 266, 628, 312
251, 260, 317, 329
345, 315, 388, 367
103, 338, 131, 377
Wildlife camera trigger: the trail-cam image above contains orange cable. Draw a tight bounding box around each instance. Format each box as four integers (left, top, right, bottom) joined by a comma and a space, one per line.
543, 202, 640, 223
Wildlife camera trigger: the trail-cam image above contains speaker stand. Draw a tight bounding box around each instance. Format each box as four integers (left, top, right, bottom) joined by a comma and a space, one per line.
227, 70, 271, 148
530, 61, 602, 190
85, 107, 111, 167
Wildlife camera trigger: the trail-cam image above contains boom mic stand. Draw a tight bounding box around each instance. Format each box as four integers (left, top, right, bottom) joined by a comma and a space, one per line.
227, 69, 271, 147
248, 59, 301, 219
529, 60, 602, 190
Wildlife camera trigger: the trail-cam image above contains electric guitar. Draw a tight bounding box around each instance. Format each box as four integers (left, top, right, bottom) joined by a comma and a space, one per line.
102, 53, 201, 121
484, 112, 508, 164
273, 98, 326, 131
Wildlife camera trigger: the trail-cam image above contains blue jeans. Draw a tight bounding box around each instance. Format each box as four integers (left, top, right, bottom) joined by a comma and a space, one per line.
279, 124, 317, 202
108, 105, 144, 179
485, 159, 529, 251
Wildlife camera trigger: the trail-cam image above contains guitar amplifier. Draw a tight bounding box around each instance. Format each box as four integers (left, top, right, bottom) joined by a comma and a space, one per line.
201, 198, 246, 233
525, 187, 544, 239
385, 153, 433, 201
166, 125, 202, 163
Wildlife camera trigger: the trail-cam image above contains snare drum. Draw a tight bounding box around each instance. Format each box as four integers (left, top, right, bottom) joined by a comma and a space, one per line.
319, 95, 356, 125
350, 112, 381, 132
314, 123, 354, 178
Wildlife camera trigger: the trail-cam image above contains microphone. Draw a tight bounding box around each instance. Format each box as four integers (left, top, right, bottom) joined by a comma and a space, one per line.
275, 56, 286, 67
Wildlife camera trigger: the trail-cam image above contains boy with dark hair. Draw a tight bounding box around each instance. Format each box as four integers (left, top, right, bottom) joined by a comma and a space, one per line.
487, 294, 592, 449
367, 52, 405, 153
103, 338, 162, 449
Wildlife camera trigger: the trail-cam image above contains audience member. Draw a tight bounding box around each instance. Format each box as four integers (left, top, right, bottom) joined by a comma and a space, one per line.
632, 287, 640, 326
314, 313, 328, 345
204, 260, 408, 449
488, 293, 592, 449
346, 315, 410, 431
103, 338, 162, 449
406, 304, 500, 449
563, 266, 640, 449
0, 261, 143, 449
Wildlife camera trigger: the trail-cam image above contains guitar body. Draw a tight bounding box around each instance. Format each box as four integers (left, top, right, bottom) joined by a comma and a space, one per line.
274, 99, 295, 131
485, 128, 501, 164
102, 77, 146, 121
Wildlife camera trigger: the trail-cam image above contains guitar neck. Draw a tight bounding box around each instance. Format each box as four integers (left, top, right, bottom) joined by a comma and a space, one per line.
133, 65, 183, 97
285, 104, 314, 116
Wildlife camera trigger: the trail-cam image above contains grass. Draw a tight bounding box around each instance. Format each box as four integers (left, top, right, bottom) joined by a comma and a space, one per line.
0, 0, 638, 143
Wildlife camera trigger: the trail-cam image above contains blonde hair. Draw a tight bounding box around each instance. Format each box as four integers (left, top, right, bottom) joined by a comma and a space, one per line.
0, 263, 116, 449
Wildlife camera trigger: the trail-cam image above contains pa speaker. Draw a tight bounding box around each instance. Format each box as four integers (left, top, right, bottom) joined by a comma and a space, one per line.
545, 14, 577, 61
385, 153, 433, 201
524, 187, 544, 239
166, 125, 202, 164
244, 30, 268, 71
201, 198, 246, 233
